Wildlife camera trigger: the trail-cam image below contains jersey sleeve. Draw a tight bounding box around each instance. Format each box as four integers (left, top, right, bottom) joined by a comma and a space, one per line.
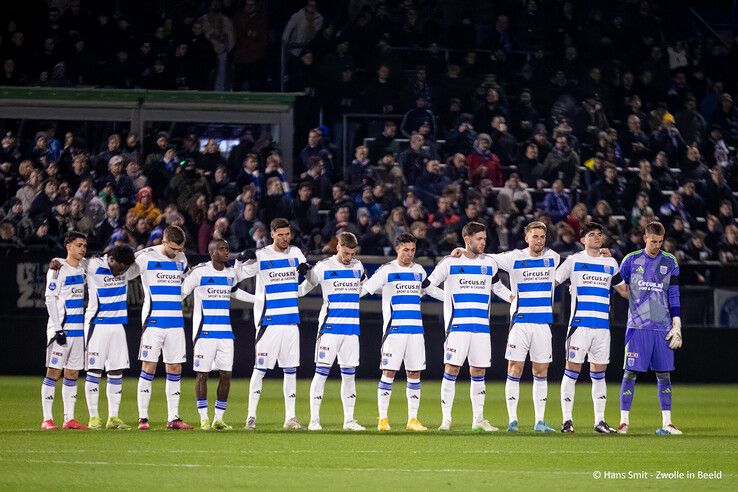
555, 256, 574, 285
237, 258, 259, 279
619, 255, 632, 284
126, 261, 141, 280
426, 257, 448, 287
492, 251, 515, 272
181, 266, 199, 299
610, 258, 625, 286
45, 268, 62, 332
550, 250, 561, 268
295, 247, 307, 264
361, 265, 385, 296
298, 261, 321, 297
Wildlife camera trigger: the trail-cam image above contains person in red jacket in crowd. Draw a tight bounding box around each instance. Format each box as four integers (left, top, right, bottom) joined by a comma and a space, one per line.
466, 133, 503, 187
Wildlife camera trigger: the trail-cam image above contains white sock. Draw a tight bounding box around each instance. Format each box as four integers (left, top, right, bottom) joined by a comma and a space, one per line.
283, 368, 297, 421
505, 374, 520, 423
41, 377, 57, 421
406, 378, 421, 421
533, 375, 548, 423
441, 372, 457, 422
137, 370, 154, 420
197, 398, 209, 420
590, 371, 607, 425
561, 369, 579, 423
165, 373, 181, 422
62, 378, 78, 422
247, 368, 266, 419
106, 375, 122, 418
340, 367, 357, 423
214, 400, 227, 420
377, 375, 393, 419
620, 410, 630, 425
662, 410, 671, 428
470, 376, 486, 422
85, 373, 101, 418
310, 366, 329, 422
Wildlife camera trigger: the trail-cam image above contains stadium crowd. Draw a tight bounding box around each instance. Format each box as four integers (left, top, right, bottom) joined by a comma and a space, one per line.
1, 0, 738, 270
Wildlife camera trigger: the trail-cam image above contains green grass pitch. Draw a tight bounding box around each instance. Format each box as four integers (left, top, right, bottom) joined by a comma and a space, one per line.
0, 376, 736, 490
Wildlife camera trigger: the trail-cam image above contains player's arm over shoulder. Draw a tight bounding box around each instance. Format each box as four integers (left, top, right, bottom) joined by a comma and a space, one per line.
554, 255, 574, 285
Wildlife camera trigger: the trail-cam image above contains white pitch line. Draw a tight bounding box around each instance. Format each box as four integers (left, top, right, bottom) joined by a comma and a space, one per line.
0, 458, 593, 476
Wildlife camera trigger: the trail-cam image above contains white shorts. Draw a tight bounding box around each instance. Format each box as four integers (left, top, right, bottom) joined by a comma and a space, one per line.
566, 327, 611, 365
46, 336, 84, 371
85, 324, 130, 371
315, 333, 359, 368
139, 327, 187, 364
505, 323, 552, 363
194, 338, 234, 372
254, 325, 299, 370
444, 331, 491, 368
380, 333, 426, 372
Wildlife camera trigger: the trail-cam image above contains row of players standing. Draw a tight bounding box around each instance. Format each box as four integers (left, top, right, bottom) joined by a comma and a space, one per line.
40, 217, 683, 434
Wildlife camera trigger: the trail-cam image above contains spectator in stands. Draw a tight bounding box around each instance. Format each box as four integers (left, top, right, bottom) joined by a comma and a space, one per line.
552, 223, 582, 258
398, 133, 428, 186
166, 158, 211, 211
630, 191, 654, 226
565, 202, 589, 237
497, 173, 533, 215
490, 116, 518, 167
259, 177, 292, 226
542, 179, 572, 224
652, 112, 686, 166
132, 186, 161, 223
718, 224, 738, 264
415, 160, 450, 210
362, 64, 399, 115
444, 153, 469, 183
354, 185, 383, 223
28, 179, 58, 224
292, 182, 321, 238
330, 182, 354, 215
676, 94, 707, 147
535, 134, 581, 189
621, 114, 651, 162
625, 159, 662, 210
474, 87, 507, 133
359, 221, 391, 255
718, 199, 736, 227
659, 191, 692, 226
0, 221, 23, 249
263, 154, 290, 196
298, 128, 333, 177
401, 95, 435, 138
322, 205, 358, 241
711, 93, 738, 146
384, 206, 408, 246
199, 138, 226, 175
15, 167, 43, 211
651, 150, 677, 190
98, 155, 136, 210
410, 221, 437, 258
445, 113, 477, 156
680, 145, 709, 184
232, 0, 267, 91
210, 165, 238, 201
704, 165, 738, 214
198, 203, 218, 253
367, 121, 400, 165
680, 230, 713, 262
681, 181, 707, 219
347, 145, 376, 193
229, 202, 259, 251
125, 160, 147, 192
26, 218, 59, 250
466, 133, 502, 187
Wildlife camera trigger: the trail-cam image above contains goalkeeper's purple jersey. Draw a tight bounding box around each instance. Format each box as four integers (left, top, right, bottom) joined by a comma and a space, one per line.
620, 249, 679, 332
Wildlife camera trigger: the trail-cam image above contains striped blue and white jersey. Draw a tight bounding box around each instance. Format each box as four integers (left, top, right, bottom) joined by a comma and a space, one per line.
182, 261, 239, 341
85, 255, 139, 328
135, 246, 187, 329
237, 245, 306, 327
556, 251, 623, 330
427, 254, 509, 334
299, 255, 365, 336
495, 248, 560, 325
45, 259, 85, 339
361, 260, 427, 335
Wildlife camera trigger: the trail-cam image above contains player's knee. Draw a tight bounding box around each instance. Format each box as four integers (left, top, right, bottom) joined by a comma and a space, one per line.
382, 370, 396, 379
507, 362, 523, 377
105, 369, 120, 376
444, 364, 461, 376
565, 362, 582, 372
655, 372, 670, 382
165, 363, 182, 374
219, 371, 232, 380
195, 372, 208, 381
88, 369, 103, 376
469, 367, 486, 377
623, 369, 638, 380
46, 368, 61, 380
406, 370, 421, 380
64, 369, 79, 380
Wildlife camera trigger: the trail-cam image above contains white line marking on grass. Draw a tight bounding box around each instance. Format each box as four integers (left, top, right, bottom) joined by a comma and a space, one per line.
0, 458, 594, 476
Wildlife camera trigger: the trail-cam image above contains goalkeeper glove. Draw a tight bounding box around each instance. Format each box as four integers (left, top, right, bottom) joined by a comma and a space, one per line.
665, 316, 682, 350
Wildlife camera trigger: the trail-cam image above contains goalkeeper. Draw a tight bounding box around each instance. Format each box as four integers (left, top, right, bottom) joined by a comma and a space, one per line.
615, 221, 683, 435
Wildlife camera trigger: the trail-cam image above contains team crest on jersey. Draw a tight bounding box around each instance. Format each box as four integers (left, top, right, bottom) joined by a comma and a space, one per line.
257, 357, 265, 365
660, 265, 668, 275
569, 351, 576, 360
480, 265, 489, 275
288, 258, 297, 267
177, 263, 184, 271
194, 359, 199, 367
51, 357, 58, 364
49, 282, 56, 291
627, 357, 635, 367
414, 273, 422, 281
445, 352, 452, 361
354, 270, 361, 278
89, 357, 95, 365
142, 350, 148, 358
382, 358, 389, 366
318, 351, 326, 359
